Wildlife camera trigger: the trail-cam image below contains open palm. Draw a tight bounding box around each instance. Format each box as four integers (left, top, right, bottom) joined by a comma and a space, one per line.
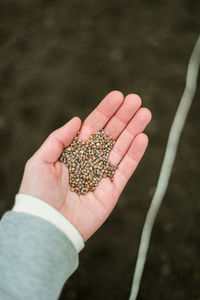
19, 91, 151, 241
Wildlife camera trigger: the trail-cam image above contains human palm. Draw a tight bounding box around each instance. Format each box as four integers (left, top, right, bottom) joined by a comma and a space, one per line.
19, 91, 151, 241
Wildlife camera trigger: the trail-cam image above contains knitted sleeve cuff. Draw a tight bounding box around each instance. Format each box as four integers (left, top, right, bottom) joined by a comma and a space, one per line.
12, 194, 84, 253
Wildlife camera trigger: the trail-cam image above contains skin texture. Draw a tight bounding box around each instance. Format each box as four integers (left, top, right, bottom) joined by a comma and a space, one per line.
19, 91, 152, 241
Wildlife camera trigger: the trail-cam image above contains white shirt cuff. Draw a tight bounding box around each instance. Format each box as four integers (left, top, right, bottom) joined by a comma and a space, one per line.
12, 194, 84, 253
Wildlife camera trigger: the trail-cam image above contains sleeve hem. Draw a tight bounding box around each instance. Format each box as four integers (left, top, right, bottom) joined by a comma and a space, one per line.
12, 194, 84, 253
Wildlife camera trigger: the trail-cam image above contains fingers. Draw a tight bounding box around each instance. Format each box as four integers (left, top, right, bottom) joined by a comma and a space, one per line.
109, 107, 152, 165
104, 94, 142, 139
78, 90, 124, 141
34, 117, 81, 163
113, 133, 149, 194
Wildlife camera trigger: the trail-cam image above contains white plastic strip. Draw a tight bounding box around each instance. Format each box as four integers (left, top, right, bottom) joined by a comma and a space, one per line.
129, 35, 200, 300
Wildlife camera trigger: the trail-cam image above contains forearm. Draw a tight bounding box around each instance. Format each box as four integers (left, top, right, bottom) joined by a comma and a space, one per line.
0, 195, 84, 300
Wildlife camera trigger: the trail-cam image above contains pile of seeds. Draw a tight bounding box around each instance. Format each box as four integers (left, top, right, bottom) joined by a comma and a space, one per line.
59, 129, 117, 195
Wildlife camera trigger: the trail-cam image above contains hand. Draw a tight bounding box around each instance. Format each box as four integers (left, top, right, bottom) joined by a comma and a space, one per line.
19, 91, 151, 241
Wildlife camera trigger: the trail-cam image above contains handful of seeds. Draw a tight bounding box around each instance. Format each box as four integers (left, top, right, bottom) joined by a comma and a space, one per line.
59, 129, 118, 195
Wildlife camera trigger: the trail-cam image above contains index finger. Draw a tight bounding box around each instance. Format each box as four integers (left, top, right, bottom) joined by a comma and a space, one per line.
78, 90, 124, 141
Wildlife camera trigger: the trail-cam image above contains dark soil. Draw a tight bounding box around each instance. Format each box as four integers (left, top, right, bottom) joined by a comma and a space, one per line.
0, 1, 200, 299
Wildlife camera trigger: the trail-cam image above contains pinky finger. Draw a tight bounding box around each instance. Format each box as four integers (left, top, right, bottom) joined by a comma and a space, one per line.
113, 133, 149, 195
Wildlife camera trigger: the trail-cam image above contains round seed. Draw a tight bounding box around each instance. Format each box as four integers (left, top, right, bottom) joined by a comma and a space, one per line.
59, 129, 117, 195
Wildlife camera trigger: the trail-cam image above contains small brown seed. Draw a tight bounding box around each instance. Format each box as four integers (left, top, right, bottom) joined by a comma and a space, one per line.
59, 129, 117, 195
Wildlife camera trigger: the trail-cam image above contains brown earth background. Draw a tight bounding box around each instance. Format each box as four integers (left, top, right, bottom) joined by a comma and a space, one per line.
0, 0, 200, 299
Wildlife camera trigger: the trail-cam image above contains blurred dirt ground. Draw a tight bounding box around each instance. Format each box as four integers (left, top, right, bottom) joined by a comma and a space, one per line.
0, 0, 200, 299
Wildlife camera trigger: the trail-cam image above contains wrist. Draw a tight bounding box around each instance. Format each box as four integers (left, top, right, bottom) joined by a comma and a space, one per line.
12, 194, 85, 252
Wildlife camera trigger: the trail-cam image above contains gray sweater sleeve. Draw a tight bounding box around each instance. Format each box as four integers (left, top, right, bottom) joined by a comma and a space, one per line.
0, 211, 79, 300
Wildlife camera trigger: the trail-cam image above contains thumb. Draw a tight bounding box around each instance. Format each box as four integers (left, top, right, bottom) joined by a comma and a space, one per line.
34, 117, 81, 163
